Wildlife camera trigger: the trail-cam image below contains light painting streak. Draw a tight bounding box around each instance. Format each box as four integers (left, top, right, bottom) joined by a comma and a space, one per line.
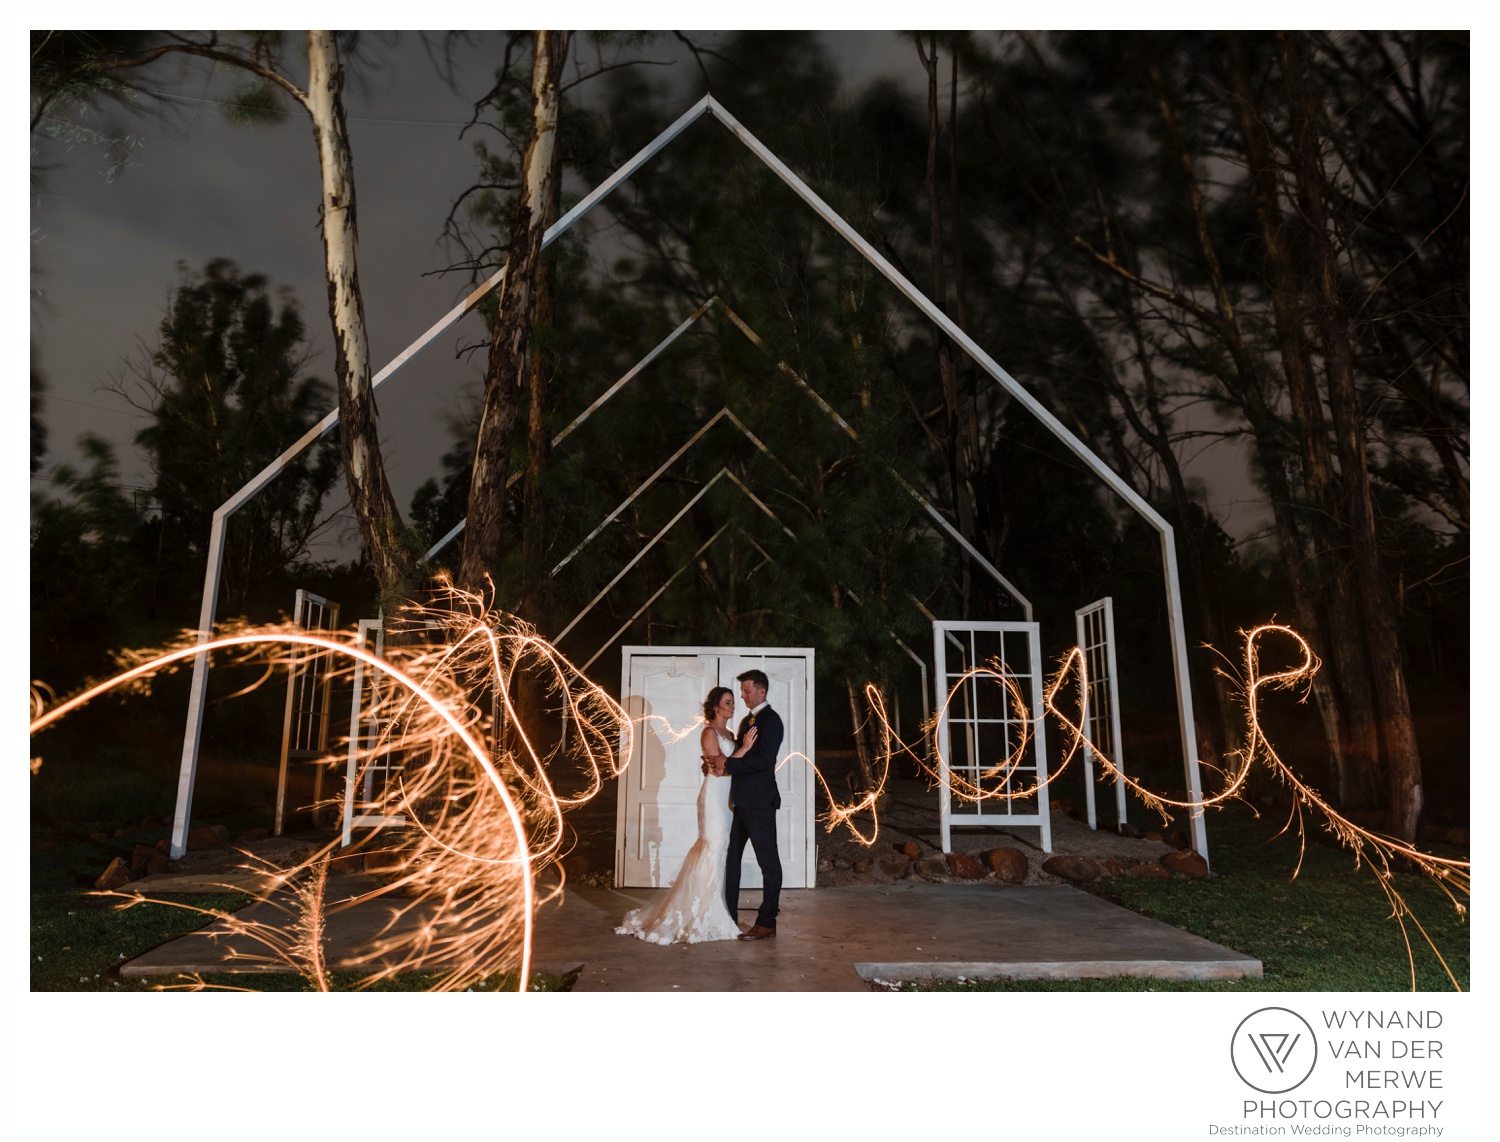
810, 624, 1468, 990
32, 609, 1468, 991
31, 584, 635, 992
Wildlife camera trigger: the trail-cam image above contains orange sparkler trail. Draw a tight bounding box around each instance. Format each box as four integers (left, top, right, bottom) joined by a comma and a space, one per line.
33, 606, 1467, 991
30, 584, 634, 992
811, 624, 1466, 989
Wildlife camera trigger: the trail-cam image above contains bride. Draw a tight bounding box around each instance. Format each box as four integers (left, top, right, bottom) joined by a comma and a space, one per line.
615, 686, 758, 944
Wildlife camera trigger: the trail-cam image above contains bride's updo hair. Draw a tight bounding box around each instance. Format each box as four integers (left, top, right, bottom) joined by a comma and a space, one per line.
702, 686, 732, 723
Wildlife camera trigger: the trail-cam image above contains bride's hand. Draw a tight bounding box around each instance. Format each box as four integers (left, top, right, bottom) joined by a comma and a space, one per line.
732, 726, 758, 757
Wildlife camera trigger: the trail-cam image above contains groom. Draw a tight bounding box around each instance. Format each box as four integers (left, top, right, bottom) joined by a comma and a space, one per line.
709, 669, 784, 940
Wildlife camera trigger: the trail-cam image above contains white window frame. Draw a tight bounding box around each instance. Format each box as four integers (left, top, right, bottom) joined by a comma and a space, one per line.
931, 620, 1051, 854
274, 589, 340, 836
1075, 597, 1128, 830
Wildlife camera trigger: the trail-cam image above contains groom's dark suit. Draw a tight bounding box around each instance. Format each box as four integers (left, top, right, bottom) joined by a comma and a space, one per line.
723, 703, 784, 929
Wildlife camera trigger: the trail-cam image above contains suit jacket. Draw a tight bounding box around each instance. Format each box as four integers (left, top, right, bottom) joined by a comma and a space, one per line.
724, 705, 784, 811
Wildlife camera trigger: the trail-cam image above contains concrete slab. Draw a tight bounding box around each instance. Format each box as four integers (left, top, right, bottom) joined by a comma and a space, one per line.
551, 882, 1260, 990
121, 877, 1260, 989
120, 875, 444, 977
113, 871, 284, 895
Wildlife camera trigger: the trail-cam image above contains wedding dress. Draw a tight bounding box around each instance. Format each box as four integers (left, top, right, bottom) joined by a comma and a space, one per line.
615, 730, 742, 944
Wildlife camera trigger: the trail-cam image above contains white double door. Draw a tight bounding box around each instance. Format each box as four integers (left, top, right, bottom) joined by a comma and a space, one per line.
615, 647, 814, 890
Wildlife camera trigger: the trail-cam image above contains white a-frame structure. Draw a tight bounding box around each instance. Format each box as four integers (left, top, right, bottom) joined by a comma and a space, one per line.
168, 95, 1209, 864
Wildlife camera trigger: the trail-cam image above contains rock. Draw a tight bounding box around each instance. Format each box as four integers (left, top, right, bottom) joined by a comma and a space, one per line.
1162, 849, 1209, 879
833, 857, 852, 871
947, 851, 987, 880
329, 852, 364, 874
1441, 826, 1469, 848
112, 826, 128, 838
1169, 829, 1189, 850
1127, 861, 1173, 879
156, 838, 172, 854
88, 831, 108, 842
1099, 858, 1124, 878
561, 852, 594, 878
130, 844, 158, 876
1041, 855, 1102, 882
1116, 822, 1142, 839
145, 854, 172, 876
897, 840, 922, 860
235, 827, 270, 844
874, 854, 911, 880
1051, 797, 1075, 817
985, 847, 1029, 884
852, 858, 871, 874
816, 858, 833, 873
94, 858, 133, 891
185, 824, 231, 851
1145, 832, 1164, 843
139, 814, 159, 829
913, 857, 951, 883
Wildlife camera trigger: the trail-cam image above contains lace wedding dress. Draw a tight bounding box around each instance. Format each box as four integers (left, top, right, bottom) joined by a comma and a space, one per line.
615, 730, 741, 944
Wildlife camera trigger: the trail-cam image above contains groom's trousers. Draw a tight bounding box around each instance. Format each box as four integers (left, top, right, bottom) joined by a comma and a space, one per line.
725, 806, 781, 929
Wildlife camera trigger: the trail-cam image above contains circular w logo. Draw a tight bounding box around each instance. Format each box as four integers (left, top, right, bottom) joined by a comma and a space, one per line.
1231, 1007, 1319, 1093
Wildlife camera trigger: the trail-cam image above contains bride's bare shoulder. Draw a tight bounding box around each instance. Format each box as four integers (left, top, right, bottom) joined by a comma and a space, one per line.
699, 724, 719, 752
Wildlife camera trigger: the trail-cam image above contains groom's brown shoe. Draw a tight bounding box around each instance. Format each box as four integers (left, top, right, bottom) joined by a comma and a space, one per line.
739, 925, 776, 941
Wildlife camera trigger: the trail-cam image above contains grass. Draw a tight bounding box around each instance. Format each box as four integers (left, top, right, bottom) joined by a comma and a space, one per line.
906, 800, 1469, 993
30, 823, 575, 993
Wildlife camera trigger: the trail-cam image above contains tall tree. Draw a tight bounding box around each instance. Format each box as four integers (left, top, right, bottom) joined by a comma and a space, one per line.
458, 31, 572, 597
1278, 31, 1426, 840
955, 32, 1464, 835
33, 32, 416, 599
119, 258, 339, 613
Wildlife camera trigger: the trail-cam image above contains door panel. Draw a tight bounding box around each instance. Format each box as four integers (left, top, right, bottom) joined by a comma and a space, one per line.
618, 655, 717, 887
617, 648, 814, 889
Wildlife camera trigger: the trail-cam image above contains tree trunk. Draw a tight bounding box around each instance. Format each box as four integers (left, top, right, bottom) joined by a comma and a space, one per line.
1280, 32, 1424, 840
845, 675, 879, 796
1124, 314, 1238, 768
306, 31, 411, 601
519, 142, 563, 628
1228, 34, 1383, 809
1143, 50, 1392, 810
916, 34, 979, 616
458, 31, 570, 598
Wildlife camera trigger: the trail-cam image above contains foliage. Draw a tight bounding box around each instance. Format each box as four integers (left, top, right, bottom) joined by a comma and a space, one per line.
30, 30, 160, 179
127, 257, 340, 613
31, 260, 340, 696
30, 435, 150, 683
